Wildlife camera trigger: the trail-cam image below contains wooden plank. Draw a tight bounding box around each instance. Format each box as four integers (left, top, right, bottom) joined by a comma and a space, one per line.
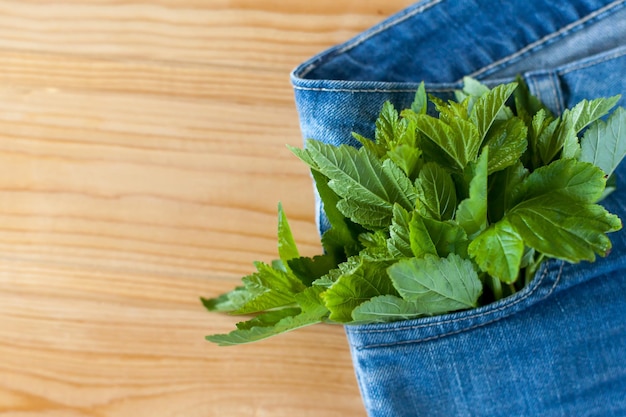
0, 1, 416, 415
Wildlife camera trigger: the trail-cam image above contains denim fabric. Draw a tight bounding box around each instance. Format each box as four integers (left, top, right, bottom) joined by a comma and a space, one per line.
290, 0, 626, 416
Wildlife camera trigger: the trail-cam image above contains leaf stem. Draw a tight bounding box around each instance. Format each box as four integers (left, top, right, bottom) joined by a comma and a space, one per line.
525, 253, 545, 286
490, 275, 503, 301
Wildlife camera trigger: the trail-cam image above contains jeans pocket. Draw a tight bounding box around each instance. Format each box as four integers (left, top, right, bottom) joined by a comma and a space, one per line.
290, 1, 626, 415
345, 258, 626, 417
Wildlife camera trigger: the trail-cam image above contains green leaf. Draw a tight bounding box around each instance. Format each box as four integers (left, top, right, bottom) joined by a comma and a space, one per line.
387, 204, 415, 258
563, 95, 620, 134
415, 162, 457, 220
468, 218, 524, 284
411, 81, 428, 115
299, 140, 417, 228
416, 114, 481, 171
420, 217, 468, 258
484, 117, 528, 174
375, 101, 400, 148
359, 230, 392, 260
206, 306, 326, 346
580, 107, 626, 177
470, 82, 518, 140
233, 262, 305, 314
487, 162, 528, 223
288, 254, 339, 287
517, 159, 607, 204
456, 148, 489, 237
456, 76, 490, 112
310, 169, 362, 256
430, 95, 470, 123
513, 75, 553, 122
387, 145, 421, 179
526, 108, 553, 168
353, 132, 386, 158
234, 308, 302, 330
351, 295, 426, 323
537, 117, 575, 165
408, 213, 438, 258
323, 259, 398, 322
508, 194, 622, 262
206, 286, 329, 346
277, 203, 299, 269
388, 254, 482, 311
201, 286, 257, 313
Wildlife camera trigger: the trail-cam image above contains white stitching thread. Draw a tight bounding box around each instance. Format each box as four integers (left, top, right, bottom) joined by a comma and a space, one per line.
558, 47, 626, 75
297, 0, 444, 78
467, 0, 626, 79
291, 86, 454, 93
356, 263, 563, 350
354, 263, 564, 350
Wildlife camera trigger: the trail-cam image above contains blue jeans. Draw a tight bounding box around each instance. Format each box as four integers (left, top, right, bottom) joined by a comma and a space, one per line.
291, 1, 626, 416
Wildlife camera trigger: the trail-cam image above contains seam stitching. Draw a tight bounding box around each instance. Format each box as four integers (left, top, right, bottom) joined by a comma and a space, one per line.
354, 262, 564, 350
466, 0, 626, 79
297, 0, 444, 79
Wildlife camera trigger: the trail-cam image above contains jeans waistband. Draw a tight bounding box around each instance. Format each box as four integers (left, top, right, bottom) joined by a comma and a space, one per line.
291, 0, 626, 91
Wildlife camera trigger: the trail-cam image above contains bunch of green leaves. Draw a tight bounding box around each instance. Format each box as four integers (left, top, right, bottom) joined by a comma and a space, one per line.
204, 78, 625, 346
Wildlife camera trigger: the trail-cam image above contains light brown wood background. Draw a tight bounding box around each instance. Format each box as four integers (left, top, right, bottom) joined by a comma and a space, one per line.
0, 1, 416, 416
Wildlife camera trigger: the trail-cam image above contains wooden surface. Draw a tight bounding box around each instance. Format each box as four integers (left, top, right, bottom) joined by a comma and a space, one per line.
0, 1, 416, 416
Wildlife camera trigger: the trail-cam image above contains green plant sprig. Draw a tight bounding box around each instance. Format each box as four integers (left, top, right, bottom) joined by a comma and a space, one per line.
204, 78, 625, 346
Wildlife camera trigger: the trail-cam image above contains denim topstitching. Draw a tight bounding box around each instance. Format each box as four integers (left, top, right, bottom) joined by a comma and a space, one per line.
467, 0, 626, 80
349, 259, 563, 335
353, 262, 564, 350
295, 0, 444, 79
557, 45, 626, 75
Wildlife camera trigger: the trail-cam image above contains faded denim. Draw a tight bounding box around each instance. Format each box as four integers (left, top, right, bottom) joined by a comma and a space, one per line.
291, 0, 626, 416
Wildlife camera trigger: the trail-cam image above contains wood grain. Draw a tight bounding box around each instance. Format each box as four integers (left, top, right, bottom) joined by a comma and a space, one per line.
0, 1, 416, 415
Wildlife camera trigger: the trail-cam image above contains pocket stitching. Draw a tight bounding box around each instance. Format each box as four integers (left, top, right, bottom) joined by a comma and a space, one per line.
355, 263, 563, 349
351, 260, 563, 337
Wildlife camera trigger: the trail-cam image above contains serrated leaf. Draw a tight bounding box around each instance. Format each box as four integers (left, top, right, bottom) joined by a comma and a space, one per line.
488, 162, 528, 223
375, 101, 400, 148
420, 217, 468, 258
387, 144, 421, 179
277, 203, 299, 270
387, 204, 414, 258
484, 117, 528, 174
518, 159, 606, 204
563, 95, 620, 134
508, 194, 622, 262
456, 76, 490, 112
235, 308, 302, 330
288, 253, 338, 287
388, 254, 482, 311
537, 117, 575, 165
468, 218, 524, 284
430, 95, 469, 123
300, 140, 416, 229
233, 262, 305, 314
415, 162, 457, 220
456, 148, 488, 237
323, 259, 398, 322
416, 114, 481, 170
206, 304, 327, 346
358, 230, 391, 260
310, 169, 362, 256
514, 76, 553, 123
580, 107, 626, 177
351, 295, 425, 323
408, 213, 438, 258
470, 82, 518, 140
411, 81, 428, 115
201, 286, 258, 313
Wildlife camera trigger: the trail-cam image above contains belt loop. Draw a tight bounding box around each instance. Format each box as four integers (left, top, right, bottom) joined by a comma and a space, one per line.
523, 71, 565, 116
